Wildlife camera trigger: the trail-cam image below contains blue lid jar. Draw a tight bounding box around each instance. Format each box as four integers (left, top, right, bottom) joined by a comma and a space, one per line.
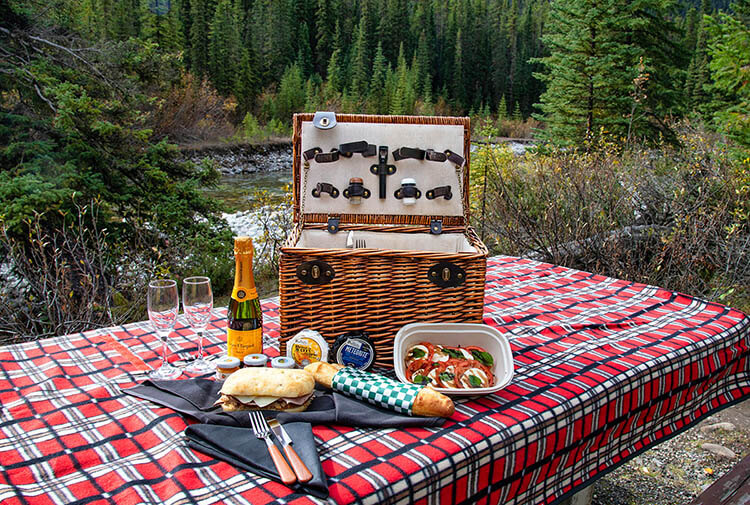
332, 331, 376, 370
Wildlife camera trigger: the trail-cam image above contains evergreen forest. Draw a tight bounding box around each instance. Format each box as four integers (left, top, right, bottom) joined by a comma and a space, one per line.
1, 0, 749, 346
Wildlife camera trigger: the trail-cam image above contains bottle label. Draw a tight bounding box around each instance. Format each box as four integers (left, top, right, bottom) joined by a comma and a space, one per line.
290, 337, 322, 366
227, 328, 262, 359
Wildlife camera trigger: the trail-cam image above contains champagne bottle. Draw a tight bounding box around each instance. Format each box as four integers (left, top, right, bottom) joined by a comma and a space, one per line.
227, 236, 262, 359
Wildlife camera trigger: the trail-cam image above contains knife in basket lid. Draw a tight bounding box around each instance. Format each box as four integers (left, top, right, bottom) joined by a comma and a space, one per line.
267, 419, 313, 483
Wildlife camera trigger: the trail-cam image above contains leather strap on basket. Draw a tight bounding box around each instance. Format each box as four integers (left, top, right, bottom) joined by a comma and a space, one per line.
339, 140, 376, 157
392, 146, 426, 161
444, 149, 465, 167
331, 367, 424, 415
425, 149, 448, 162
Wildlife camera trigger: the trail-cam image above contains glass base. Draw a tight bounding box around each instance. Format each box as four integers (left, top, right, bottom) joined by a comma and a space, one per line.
149, 363, 182, 380
184, 357, 215, 375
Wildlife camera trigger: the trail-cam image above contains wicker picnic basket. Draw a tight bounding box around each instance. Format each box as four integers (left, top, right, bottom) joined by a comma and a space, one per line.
279, 113, 488, 368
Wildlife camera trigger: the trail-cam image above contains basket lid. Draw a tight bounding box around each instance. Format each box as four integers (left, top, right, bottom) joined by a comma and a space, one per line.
293, 113, 470, 227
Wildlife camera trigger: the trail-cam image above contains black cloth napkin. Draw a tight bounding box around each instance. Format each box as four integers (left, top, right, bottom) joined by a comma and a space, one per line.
123, 379, 447, 428
122, 379, 446, 497
185, 422, 328, 499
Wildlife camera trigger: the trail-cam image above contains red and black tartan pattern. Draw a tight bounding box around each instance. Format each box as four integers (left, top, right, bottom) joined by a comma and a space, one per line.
1, 256, 748, 505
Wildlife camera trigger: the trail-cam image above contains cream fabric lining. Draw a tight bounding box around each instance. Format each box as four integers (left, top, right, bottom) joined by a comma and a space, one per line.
300, 122, 465, 217
295, 230, 477, 253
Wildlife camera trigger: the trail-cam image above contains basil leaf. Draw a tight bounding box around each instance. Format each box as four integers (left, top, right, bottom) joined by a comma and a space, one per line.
439, 372, 455, 382
410, 348, 426, 359
442, 348, 464, 359
412, 374, 431, 384
468, 375, 482, 387
471, 350, 494, 367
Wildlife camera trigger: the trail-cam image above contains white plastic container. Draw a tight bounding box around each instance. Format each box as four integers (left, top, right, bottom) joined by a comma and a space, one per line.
393, 323, 514, 396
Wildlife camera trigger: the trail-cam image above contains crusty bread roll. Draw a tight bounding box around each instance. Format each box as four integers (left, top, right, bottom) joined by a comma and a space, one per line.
304, 362, 454, 417
220, 368, 314, 397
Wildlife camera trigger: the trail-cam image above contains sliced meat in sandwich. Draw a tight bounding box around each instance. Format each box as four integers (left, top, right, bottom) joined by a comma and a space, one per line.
215, 367, 315, 412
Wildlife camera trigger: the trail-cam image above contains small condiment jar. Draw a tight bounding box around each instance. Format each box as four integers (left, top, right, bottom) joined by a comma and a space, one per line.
332, 331, 376, 370
271, 356, 295, 369
347, 177, 365, 205
215, 356, 240, 380
243, 353, 268, 367
400, 178, 418, 205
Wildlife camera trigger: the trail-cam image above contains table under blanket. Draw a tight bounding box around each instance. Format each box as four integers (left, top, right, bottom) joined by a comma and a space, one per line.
1, 256, 748, 505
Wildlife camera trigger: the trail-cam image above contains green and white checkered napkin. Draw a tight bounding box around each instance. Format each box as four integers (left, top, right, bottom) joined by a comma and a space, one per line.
331, 367, 425, 415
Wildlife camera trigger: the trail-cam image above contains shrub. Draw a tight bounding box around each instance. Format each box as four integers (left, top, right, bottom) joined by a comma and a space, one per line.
472, 124, 749, 311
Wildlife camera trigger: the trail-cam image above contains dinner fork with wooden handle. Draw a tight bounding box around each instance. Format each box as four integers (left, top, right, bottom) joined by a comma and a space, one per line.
249, 411, 296, 485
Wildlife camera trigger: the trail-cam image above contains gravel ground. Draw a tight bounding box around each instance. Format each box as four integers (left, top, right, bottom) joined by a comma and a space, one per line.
591, 398, 750, 505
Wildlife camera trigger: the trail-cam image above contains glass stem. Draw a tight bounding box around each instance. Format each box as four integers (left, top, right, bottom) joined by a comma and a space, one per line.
197, 330, 204, 360
161, 336, 168, 368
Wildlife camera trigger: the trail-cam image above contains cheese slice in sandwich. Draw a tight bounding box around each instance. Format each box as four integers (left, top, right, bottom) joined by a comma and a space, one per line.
215, 367, 315, 412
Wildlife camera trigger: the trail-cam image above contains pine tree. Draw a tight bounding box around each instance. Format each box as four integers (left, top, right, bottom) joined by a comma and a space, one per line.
497, 94, 507, 119
452, 29, 465, 108
326, 48, 344, 95
235, 47, 259, 114
208, 0, 243, 95
368, 41, 388, 113
190, 0, 216, 77
390, 43, 408, 114
296, 22, 313, 78
140, 0, 182, 52
315, 0, 334, 75
275, 63, 306, 124
414, 31, 430, 96
533, 0, 679, 144
350, 17, 370, 96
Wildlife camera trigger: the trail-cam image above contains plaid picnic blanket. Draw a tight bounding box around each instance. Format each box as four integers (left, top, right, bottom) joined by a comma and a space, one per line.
1, 256, 748, 505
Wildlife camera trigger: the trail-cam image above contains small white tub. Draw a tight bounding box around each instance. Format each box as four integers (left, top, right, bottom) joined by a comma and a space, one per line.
393, 323, 514, 396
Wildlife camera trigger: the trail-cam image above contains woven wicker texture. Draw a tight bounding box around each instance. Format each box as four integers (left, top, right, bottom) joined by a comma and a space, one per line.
281, 114, 487, 368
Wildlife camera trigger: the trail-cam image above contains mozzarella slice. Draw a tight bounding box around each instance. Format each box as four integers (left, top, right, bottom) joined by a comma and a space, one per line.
432, 351, 449, 363
459, 348, 474, 360
408, 344, 429, 361
460, 368, 488, 388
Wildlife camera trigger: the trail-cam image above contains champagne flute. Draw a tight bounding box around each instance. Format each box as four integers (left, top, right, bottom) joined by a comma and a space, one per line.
182, 276, 214, 374
147, 279, 182, 380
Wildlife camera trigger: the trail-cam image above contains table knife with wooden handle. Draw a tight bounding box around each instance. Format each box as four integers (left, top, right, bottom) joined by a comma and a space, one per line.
268, 419, 313, 483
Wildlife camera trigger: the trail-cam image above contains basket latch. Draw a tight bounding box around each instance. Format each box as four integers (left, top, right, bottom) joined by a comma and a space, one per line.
430, 220, 443, 235
428, 262, 465, 288
327, 217, 340, 234
297, 260, 335, 285
313, 111, 337, 129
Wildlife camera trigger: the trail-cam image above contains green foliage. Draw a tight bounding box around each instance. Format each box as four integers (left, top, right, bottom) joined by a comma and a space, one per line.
208, 0, 242, 95
706, 0, 750, 149
1, 7, 233, 335
533, 0, 683, 145
274, 64, 306, 125
474, 125, 749, 312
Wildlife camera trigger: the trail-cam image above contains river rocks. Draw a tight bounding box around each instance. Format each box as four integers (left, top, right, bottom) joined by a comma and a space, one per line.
700, 443, 737, 459
181, 142, 293, 175
701, 422, 736, 434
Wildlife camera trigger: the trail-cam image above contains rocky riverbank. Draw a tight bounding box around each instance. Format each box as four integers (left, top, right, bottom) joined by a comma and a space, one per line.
181, 141, 293, 175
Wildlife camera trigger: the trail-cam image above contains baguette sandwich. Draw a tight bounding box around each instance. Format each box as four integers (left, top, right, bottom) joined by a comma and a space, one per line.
304, 362, 455, 417
215, 367, 315, 412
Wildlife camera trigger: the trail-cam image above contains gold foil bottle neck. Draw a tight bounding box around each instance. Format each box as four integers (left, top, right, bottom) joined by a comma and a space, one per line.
234, 236, 254, 255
